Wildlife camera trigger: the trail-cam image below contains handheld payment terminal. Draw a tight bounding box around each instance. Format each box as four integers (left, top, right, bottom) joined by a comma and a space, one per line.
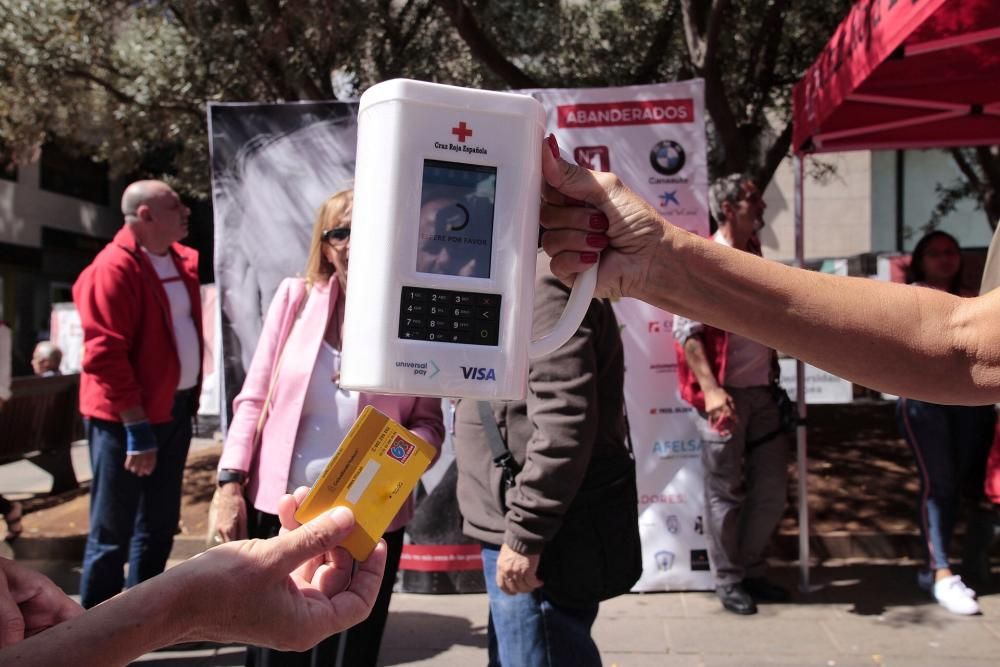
340, 79, 597, 400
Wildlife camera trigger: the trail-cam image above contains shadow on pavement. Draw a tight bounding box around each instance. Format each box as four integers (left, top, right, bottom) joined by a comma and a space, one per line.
774, 562, 998, 619
380, 610, 488, 665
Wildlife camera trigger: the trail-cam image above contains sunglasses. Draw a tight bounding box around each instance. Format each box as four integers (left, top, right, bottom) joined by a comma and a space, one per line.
322, 227, 351, 243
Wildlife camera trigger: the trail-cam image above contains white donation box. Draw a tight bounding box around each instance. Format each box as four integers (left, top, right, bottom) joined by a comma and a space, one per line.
340, 79, 596, 400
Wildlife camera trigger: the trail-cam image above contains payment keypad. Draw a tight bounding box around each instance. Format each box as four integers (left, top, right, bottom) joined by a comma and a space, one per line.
399, 286, 501, 346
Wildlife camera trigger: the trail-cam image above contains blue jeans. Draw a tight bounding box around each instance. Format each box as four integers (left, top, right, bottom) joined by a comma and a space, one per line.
480, 544, 601, 667
80, 389, 195, 608
897, 398, 995, 571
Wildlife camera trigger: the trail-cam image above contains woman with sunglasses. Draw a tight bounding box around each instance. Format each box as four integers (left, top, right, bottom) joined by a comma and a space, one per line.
215, 189, 444, 666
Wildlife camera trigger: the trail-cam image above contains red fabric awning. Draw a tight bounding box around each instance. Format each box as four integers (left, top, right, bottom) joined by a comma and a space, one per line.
793, 0, 1000, 155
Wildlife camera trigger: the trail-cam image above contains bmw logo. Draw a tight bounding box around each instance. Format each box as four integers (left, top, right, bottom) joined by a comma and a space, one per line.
650, 140, 686, 176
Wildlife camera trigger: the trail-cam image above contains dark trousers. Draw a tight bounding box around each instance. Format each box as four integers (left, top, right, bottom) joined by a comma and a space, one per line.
699, 386, 790, 586
897, 398, 995, 571
245, 510, 404, 667
79, 389, 195, 608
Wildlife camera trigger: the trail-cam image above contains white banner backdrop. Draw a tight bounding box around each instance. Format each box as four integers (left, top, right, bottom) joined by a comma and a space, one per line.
528, 81, 714, 590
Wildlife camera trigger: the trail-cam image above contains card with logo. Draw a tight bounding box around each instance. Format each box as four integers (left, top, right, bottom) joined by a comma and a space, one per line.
293, 405, 436, 561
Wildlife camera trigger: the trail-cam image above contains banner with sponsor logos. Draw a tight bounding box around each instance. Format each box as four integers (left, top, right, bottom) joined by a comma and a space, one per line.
528, 81, 714, 590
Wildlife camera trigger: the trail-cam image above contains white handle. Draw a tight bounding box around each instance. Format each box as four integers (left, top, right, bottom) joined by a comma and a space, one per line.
528, 264, 599, 359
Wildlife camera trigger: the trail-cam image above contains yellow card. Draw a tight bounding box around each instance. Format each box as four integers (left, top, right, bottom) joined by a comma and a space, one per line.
293, 405, 436, 561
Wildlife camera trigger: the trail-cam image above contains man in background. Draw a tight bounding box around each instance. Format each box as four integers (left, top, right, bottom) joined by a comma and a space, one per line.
30, 341, 62, 377
673, 174, 790, 616
73, 180, 202, 608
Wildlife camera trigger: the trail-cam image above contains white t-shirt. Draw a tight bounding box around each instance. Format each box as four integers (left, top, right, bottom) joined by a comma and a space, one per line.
143, 249, 200, 390
287, 341, 359, 490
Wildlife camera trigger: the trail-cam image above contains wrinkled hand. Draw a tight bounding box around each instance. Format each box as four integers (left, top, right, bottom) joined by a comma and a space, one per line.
275, 486, 373, 596
539, 134, 668, 300
124, 450, 157, 476
496, 544, 543, 595
704, 387, 736, 437
172, 501, 386, 652
215, 485, 247, 543
0, 557, 83, 647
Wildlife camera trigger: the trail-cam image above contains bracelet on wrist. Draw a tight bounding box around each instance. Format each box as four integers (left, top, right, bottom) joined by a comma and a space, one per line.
217, 469, 247, 487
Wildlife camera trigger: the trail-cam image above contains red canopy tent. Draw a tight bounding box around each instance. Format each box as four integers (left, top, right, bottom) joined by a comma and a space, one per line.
790, 0, 1000, 588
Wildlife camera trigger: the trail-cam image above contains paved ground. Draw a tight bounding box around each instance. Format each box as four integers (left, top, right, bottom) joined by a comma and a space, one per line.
14, 559, 1000, 666
3, 430, 999, 665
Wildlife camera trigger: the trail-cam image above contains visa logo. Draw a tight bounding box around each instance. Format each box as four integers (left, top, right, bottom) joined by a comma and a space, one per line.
461, 366, 497, 381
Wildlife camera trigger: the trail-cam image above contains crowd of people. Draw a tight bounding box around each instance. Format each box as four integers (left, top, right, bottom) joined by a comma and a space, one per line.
0, 135, 997, 666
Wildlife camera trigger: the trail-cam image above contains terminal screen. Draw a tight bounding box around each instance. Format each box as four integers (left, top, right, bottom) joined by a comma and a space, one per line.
416, 159, 495, 279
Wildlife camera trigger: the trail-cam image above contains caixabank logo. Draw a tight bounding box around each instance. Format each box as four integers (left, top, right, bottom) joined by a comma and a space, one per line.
387, 436, 416, 464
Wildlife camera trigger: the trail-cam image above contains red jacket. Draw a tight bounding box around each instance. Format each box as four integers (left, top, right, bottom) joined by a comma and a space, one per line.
73, 226, 202, 423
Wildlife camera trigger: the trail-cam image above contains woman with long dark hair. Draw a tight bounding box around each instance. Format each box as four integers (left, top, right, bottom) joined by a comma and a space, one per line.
898, 230, 995, 615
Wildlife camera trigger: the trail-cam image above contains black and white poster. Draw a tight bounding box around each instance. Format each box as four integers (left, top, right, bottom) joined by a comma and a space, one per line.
208, 101, 359, 426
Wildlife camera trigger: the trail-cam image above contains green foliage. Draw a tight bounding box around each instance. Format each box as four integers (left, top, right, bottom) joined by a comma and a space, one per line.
0, 0, 480, 196
0, 0, 854, 197
929, 147, 1000, 231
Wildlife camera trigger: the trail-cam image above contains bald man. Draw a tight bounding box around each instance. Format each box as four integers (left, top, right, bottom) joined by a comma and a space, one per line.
73, 180, 203, 608
30, 341, 62, 376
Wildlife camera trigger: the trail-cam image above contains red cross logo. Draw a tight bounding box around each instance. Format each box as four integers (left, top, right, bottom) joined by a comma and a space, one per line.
451, 121, 473, 143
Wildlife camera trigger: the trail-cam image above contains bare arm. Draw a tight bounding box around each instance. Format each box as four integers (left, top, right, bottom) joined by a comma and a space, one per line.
681, 337, 736, 430
538, 135, 1000, 405
682, 337, 721, 395
649, 232, 1000, 405
0, 506, 386, 666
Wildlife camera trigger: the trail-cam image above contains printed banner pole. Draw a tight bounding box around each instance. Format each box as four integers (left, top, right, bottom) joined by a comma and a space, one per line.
528, 81, 713, 591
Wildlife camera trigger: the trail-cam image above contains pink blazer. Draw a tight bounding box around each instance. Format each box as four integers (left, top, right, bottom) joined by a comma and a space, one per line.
219, 276, 444, 530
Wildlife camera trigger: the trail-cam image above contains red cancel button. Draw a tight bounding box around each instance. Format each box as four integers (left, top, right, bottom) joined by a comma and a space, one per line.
557, 99, 694, 128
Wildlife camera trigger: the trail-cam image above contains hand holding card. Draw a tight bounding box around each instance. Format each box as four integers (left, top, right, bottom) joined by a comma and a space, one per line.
294, 406, 437, 560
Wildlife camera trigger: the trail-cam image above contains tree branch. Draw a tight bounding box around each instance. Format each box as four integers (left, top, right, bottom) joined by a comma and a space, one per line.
974, 145, 1000, 189
757, 121, 793, 188
680, 0, 707, 68
702, 0, 731, 69
66, 69, 202, 119
951, 148, 983, 194
748, 0, 789, 108
432, 0, 540, 89
633, 1, 679, 84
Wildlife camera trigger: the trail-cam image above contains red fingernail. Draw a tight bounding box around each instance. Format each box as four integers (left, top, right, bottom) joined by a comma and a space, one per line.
580, 252, 599, 264
586, 233, 608, 248
589, 214, 608, 230
546, 134, 559, 159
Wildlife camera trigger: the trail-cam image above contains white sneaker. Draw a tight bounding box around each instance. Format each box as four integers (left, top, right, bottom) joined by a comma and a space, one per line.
933, 575, 981, 615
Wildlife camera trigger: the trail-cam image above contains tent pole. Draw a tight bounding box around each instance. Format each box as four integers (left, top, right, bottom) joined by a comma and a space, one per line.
793, 154, 810, 592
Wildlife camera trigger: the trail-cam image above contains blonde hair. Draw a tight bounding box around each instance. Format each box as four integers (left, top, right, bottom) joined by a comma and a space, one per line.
304, 189, 353, 286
